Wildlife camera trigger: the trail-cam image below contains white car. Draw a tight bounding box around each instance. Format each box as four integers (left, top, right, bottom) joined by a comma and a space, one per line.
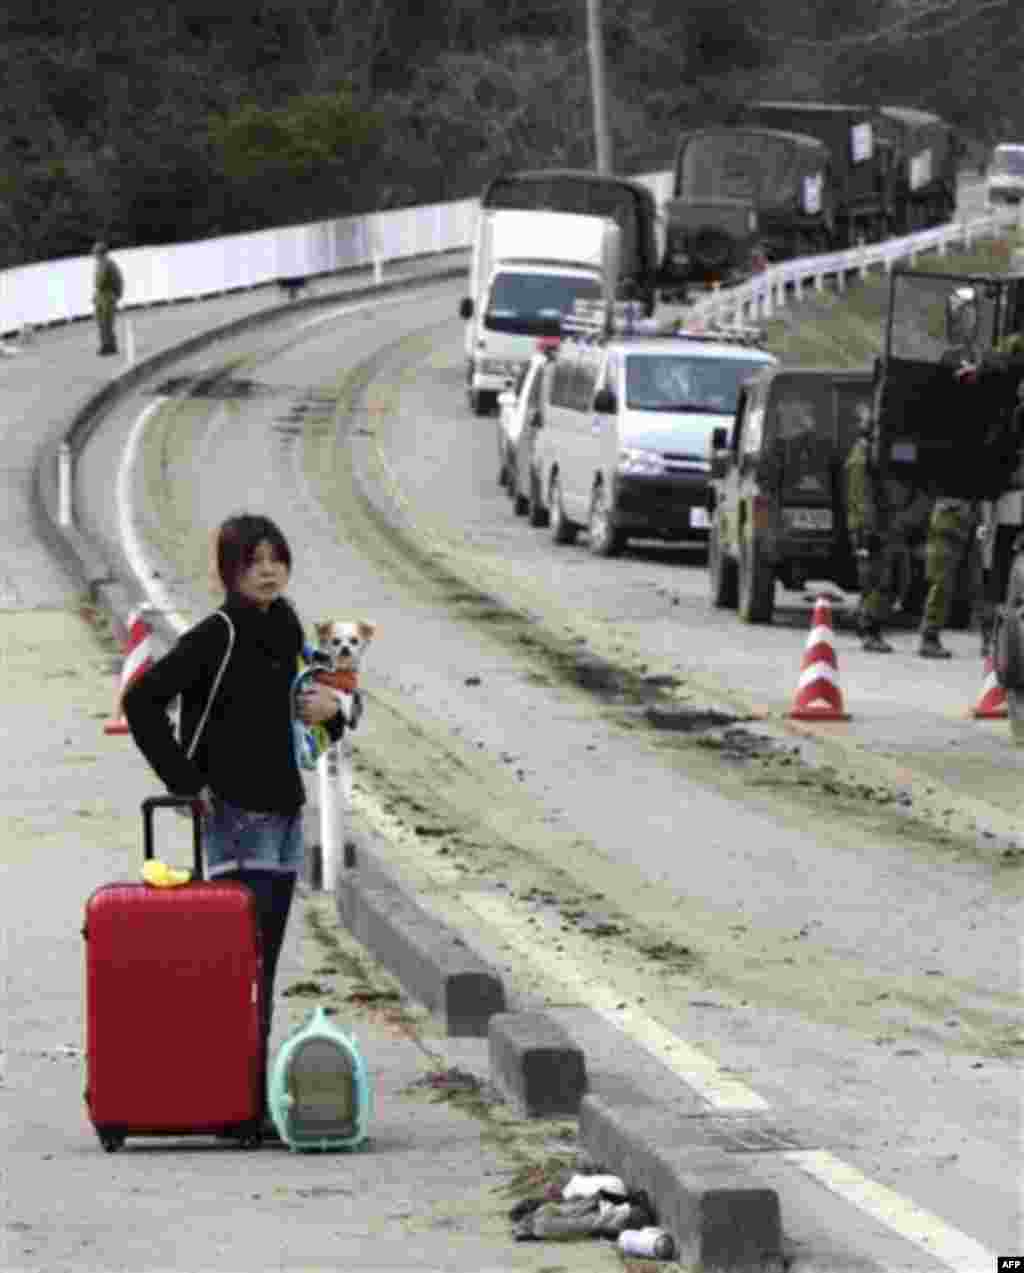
496, 347, 554, 519
987, 143, 1024, 206
535, 323, 776, 555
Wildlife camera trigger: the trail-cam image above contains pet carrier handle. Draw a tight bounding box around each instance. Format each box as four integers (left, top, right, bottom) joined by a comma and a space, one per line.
142, 796, 204, 877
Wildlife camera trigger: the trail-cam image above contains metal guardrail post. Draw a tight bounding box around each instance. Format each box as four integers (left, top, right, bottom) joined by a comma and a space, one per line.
58, 442, 72, 528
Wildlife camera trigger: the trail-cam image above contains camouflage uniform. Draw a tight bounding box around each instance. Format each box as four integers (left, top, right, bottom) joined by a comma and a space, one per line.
921, 498, 979, 649
844, 434, 893, 651
92, 243, 124, 356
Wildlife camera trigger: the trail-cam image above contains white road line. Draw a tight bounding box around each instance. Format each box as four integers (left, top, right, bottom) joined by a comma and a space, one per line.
467, 891, 769, 1112
116, 397, 193, 633
782, 1151, 998, 1273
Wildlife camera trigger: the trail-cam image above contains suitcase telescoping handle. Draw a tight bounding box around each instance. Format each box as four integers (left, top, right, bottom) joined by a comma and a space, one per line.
142, 795, 204, 879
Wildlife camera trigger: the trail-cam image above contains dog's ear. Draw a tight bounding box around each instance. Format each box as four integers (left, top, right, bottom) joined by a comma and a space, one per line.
315, 621, 332, 643
356, 620, 377, 642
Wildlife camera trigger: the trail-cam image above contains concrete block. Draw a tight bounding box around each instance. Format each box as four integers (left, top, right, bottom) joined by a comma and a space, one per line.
488, 1011, 586, 1117
580, 1093, 782, 1272
336, 875, 505, 1037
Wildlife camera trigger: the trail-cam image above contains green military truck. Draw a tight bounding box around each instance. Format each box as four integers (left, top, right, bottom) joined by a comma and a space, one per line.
729, 100, 899, 247
661, 126, 834, 294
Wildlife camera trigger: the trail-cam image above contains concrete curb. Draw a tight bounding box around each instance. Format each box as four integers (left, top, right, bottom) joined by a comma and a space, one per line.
336, 832, 506, 1038
579, 1093, 783, 1272
487, 1011, 586, 1117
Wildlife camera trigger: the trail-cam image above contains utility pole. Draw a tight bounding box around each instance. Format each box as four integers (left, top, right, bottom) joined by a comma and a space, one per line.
586, 0, 612, 173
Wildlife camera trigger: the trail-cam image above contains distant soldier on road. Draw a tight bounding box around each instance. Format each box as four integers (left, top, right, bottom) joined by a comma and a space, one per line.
92, 241, 124, 356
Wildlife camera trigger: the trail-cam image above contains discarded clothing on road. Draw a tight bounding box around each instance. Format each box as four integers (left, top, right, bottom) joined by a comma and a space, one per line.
510, 1189, 654, 1241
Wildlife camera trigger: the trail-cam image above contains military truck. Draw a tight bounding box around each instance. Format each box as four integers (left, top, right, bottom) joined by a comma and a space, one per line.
871, 266, 1024, 727
879, 106, 959, 232
730, 101, 898, 246
662, 127, 834, 294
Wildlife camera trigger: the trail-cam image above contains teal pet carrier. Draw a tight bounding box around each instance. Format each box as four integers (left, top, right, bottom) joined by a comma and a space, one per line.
268, 1005, 370, 1151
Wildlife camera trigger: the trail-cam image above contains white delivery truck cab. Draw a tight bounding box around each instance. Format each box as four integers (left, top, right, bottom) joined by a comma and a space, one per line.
459, 208, 620, 416
987, 143, 1024, 206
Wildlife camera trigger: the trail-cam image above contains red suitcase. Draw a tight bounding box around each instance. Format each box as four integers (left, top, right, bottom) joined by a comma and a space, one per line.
83, 796, 264, 1151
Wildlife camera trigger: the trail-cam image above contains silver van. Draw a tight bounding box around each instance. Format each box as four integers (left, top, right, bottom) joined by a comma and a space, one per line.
535, 327, 777, 555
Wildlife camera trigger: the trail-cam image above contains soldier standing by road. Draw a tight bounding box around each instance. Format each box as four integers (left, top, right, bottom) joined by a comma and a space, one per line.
845, 403, 894, 652
92, 241, 124, 356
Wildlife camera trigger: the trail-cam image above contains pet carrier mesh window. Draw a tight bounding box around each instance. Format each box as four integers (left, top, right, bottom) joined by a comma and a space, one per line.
268, 1005, 370, 1151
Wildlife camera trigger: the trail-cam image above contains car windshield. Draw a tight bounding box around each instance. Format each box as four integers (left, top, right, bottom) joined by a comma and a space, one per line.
625, 354, 769, 413
991, 147, 1024, 177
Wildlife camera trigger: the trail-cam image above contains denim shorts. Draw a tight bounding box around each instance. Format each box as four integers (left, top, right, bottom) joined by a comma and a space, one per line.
204, 797, 303, 878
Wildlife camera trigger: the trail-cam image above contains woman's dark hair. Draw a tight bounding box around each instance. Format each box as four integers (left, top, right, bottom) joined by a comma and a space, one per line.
215, 514, 292, 593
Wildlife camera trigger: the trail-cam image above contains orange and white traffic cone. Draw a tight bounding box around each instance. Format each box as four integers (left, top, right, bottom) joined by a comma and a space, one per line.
970, 655, 1008, 719
103, 608, 155, 735
787, 596, 850, 721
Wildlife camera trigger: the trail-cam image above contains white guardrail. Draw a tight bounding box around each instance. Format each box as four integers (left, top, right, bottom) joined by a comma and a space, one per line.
1, 167, 1018, 335
688, 203, 1024, 327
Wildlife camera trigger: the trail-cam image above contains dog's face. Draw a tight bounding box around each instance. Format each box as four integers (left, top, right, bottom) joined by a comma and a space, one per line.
314, 620, 376, 672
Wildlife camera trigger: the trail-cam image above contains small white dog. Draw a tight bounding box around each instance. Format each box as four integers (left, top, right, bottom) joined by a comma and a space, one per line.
309, 619, 376, 729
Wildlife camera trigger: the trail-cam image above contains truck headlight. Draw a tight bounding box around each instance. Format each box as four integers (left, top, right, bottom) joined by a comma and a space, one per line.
618, 448, 665, 475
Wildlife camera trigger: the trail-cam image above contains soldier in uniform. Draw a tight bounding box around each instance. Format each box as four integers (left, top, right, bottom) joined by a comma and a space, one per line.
92, 241, 124, 356
845, 404, 892, 651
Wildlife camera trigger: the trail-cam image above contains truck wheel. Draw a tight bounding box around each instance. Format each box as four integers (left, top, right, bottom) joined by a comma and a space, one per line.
588, 485, 625, 557
549, 474, 578, 545
738, 534, 774, 623
709, 522, 738, 609
470, 389, 495, 417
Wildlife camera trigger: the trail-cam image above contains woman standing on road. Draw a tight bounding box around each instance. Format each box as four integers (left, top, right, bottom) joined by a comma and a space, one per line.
123, 513, 346, 1128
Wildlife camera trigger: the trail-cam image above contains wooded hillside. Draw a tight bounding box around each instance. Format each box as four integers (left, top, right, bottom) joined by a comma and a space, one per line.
1, 0, 1020, 266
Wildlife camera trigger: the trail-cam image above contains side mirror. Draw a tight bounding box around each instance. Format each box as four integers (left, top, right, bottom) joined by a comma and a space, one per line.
459, 297, 473, 320
594, 387, 617, 414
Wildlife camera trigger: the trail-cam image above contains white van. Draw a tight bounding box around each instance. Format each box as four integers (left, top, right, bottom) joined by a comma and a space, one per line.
987, 144, 1024, 206
535, 324, 776, 555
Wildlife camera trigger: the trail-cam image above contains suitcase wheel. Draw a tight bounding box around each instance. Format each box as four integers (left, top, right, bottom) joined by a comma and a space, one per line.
98, 1129, 125, 1153
237, 1131, 263, 1150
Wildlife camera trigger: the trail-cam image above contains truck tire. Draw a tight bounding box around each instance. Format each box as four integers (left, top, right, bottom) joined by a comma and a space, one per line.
738, 534, 775, 623
470, 388, 496, 417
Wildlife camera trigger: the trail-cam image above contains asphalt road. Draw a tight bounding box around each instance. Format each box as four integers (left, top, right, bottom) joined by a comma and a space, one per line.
72, 273, 1023, 1265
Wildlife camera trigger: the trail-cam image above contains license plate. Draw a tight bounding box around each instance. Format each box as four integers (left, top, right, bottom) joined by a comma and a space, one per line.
689, 506, 711, 529
786, 507, 832, 531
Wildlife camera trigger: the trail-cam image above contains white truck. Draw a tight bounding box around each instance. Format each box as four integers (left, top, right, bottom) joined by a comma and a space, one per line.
987, 143, 1024, 206
459, 208, 621, 416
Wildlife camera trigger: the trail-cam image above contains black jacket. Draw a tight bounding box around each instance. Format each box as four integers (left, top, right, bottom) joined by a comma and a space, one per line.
123, 595, 344, 814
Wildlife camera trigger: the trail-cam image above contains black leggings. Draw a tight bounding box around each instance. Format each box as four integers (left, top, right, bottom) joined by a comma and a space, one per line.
221, 868, 296, 1038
